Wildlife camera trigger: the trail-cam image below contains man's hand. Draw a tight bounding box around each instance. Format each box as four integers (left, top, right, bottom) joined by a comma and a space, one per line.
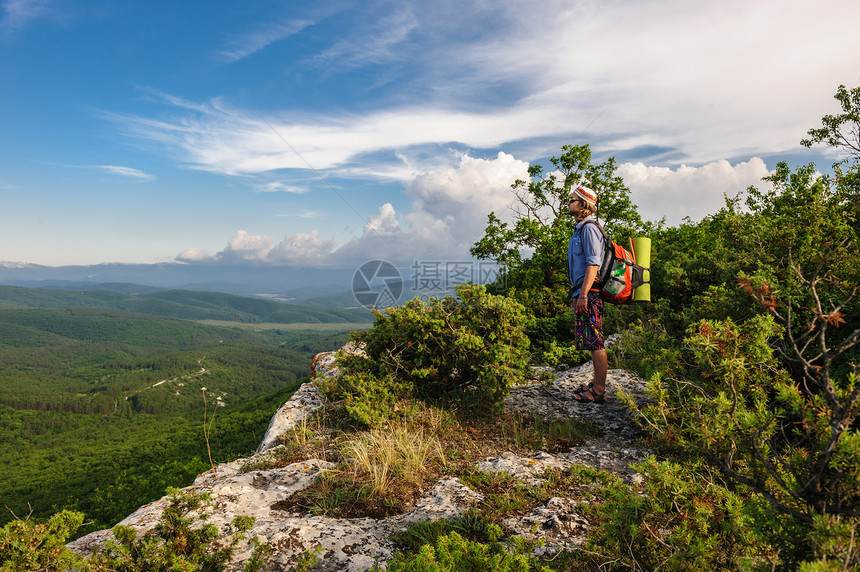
575, 264, 600, 314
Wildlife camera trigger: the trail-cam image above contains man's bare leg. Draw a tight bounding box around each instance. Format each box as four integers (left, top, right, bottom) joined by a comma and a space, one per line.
592, 348, 607, 395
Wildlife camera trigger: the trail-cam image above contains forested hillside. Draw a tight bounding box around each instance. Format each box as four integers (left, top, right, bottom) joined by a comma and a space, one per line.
0, 285, 370, 323
0, 295, 360, 537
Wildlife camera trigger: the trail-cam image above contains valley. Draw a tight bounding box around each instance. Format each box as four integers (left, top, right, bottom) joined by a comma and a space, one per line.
0, 285, 367, 538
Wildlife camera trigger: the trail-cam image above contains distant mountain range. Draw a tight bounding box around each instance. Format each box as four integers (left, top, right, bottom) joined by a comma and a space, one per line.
0, 262, 359, 301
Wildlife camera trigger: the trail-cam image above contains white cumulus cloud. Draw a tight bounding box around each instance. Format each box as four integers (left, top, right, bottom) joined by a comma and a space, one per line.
215, 230, 275, 263
177, 151, 530, 267
267, 230, 336, 267
331, 152, 529, 264
618, 158, 772, 226
176, 247, 216, 263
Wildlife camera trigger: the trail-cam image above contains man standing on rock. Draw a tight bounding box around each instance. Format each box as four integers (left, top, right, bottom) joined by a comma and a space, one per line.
566, 185, 607, 404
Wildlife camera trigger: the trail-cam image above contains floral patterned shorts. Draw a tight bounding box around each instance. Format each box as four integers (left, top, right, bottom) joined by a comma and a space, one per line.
574, 290, 605, 351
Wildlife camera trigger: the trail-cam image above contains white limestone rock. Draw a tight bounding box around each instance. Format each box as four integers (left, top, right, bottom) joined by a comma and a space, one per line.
256, 343, 366, 454
503, 496, 591, 550
476, 451, 572, 485
256, 382, 325, 454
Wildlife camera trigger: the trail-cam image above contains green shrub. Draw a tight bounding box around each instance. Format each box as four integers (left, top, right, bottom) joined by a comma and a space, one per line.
587, 457, 772, 571
383, 529, 551, 572
1, 490, 266, 572
323, 285, 530, 426
286, 545, 322, 572
391, 510, 499, 555
620, 311, 860, 568
524, 312, 587, 366
0, 510, 86, 571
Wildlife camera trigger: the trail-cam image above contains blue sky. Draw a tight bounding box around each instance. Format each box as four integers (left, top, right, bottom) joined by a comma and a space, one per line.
1, 0, 858, 268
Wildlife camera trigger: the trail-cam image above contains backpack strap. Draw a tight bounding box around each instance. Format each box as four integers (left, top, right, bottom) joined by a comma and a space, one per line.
581, 218, 608, 241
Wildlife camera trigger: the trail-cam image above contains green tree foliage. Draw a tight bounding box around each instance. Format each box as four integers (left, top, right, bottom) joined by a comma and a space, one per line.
470, 143, 654, 317
0, 377, 306, 536
801, 82, 860, 161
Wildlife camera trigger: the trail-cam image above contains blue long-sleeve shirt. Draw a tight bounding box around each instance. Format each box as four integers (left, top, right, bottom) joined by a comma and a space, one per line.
567, 215, 605, 293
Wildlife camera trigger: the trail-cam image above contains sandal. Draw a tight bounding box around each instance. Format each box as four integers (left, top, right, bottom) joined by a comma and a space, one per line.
572, 388, 606, 404
572, 382, 593, 394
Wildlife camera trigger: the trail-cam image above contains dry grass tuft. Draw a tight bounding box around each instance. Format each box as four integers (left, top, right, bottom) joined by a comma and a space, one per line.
340, 421, 446, 496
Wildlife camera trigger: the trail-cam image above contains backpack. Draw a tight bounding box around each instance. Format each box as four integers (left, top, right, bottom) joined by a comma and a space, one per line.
583, 220, 648, 304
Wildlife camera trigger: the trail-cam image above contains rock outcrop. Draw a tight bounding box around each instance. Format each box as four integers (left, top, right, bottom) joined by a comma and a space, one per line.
69, 342, 651, 570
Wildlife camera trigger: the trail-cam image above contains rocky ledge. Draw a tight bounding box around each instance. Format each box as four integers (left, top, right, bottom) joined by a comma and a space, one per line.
69, 343, 652, 571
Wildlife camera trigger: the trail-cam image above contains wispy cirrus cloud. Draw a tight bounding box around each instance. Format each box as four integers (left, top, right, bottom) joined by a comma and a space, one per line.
107, 94, 588, 180
95, 165, 156, 182
44, 161, 156, 182
111, 0, 859, 183
309, 5, 419, 71
255, 181, 309, 194
1, 0, 50, 31
218, 17, 314, 64
276, 209, 321, 219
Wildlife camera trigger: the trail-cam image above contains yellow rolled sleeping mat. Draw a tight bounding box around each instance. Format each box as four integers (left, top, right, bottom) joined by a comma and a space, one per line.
630, 237, 651, 302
